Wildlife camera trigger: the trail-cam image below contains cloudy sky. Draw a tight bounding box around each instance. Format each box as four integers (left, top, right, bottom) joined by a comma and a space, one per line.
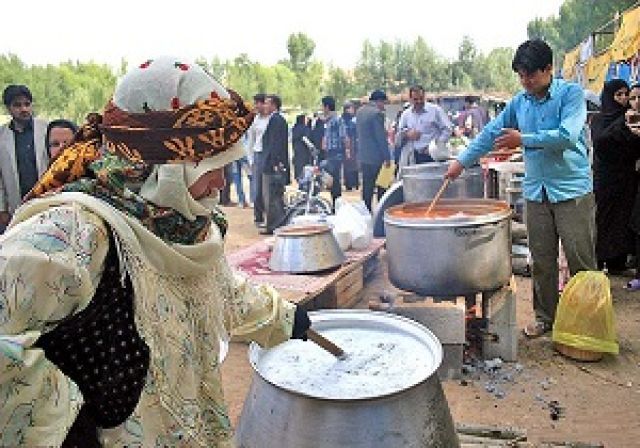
1, 0, 564, 68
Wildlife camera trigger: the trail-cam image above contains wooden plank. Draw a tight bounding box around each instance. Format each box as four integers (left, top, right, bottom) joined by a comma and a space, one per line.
336, 265, 364, 308
275, 240, 383, 308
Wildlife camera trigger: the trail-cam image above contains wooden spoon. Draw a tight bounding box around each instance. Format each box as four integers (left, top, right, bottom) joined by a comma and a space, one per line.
425, 177, 451, 216
306, 328, 347, 360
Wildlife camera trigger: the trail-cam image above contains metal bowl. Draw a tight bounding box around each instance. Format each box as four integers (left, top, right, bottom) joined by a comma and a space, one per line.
269, 224, 345, 273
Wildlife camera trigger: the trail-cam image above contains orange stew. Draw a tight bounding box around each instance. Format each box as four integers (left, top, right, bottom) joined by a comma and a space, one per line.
389, 203, 507, 219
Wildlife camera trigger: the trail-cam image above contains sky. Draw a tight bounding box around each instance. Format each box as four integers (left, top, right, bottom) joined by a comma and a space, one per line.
1, 0, 565, 69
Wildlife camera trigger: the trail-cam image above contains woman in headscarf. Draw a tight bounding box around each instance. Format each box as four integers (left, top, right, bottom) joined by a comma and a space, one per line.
621, 84, 640, 288
591, 79, 639, 273
291, 114, 311, 181
0, 57, 310, 447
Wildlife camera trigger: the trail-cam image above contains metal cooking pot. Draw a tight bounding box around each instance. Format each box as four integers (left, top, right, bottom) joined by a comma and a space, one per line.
372, 181, 404, 237
384, 199, 511, 296
236, 310, 459, 448
401, 162, 484, 203
269, 224, 345, 273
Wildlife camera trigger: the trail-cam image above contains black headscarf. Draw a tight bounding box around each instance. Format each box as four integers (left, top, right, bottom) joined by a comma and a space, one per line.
599, 79, 630, 127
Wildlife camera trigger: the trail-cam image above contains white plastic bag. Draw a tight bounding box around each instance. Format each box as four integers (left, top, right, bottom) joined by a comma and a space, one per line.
325, 215, 352, 251
428, 139, 450, 161
335, 198, 373, 250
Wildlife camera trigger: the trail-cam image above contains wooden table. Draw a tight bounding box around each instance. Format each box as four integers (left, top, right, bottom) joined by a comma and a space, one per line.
227, 238, 385, 309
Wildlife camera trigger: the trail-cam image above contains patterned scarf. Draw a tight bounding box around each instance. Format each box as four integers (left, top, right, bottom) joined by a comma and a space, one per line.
24, 92, 252, 243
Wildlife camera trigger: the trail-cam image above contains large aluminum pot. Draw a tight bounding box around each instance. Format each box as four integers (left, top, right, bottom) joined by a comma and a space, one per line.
384, 199, 511, 296
269, 224, 344, 273
236, 310, 459, 448
372, 180, 404, 237
402, 162, 484, 203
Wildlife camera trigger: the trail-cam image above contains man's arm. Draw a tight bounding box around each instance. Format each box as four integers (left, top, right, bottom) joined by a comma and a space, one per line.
277, 115, 290, 172
0, 170, 9, 226
373, 111, 390, 162
457, 100, 518, 168
520, 84, 586, 151
246, 123, 256, 156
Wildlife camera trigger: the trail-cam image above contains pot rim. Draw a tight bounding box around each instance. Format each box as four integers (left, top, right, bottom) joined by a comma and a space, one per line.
248, 309, 443, 401
384, 199, 511, 227
401, 163, 482, 179
274, 223, 332, 237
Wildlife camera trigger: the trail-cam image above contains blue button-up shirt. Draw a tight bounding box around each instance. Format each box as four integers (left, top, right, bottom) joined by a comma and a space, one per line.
458, 78, 591, 203
323, 112, 346, 159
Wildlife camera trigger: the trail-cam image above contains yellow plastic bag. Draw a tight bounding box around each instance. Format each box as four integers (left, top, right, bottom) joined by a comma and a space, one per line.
375, 162, 396, 189
552, 271, 618, 354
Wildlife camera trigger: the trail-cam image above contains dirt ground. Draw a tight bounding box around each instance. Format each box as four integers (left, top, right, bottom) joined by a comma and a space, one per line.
219, 196, 640, 447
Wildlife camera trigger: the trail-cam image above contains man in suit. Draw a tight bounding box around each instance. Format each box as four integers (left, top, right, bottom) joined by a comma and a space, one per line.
0, 85, 49, 232
356, 90, 391, 211
260, 94, 289, 234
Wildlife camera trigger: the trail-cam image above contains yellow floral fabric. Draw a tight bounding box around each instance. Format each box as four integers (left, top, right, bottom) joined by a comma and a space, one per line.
2, 194, 295, 447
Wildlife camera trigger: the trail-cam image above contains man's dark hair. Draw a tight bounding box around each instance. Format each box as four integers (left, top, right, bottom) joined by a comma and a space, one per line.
464, 95, 479, 104
3, 84, 33, 107
512, 39, 553, 74
409, 85, 425, 95
322, 96, 336, 111
46, 119, 78, 151
266, 94, 282, 110
253, 93, 266, 103
369, 90, 387, 101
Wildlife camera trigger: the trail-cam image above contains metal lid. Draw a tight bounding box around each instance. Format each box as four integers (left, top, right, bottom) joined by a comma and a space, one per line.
274, 224, 332, 237
249, 310, 442, 401
384, 199, 511, 227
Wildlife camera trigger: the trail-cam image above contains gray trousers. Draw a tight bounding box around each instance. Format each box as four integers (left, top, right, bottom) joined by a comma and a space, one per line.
253, 152, 265, 223
525, 192, 597, 324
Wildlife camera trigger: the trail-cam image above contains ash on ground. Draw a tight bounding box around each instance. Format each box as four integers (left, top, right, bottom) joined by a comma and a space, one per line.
461, 356, 564, 421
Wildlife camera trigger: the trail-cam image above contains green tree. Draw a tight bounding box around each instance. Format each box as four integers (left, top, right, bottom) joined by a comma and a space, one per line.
473, 47, 520, 93
324, 66, 354, 106
286, 32, 316, 73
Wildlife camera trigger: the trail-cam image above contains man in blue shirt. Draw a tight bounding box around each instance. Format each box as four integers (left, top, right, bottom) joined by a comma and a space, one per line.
322, 95, 349, 206
446, 39, 596, 338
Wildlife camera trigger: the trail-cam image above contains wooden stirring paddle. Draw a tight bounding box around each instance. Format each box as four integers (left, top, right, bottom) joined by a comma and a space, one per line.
425, 177, 451, 216
306, 328, 347, 360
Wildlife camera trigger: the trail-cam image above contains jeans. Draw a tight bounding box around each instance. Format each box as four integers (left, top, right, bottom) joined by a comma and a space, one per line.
253, 152, 265, 223
361, 162, 385, 212
232, 158, 247, 204
325, 157, 343, 206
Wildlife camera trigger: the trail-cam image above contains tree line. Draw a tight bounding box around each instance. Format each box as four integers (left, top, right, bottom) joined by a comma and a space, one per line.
1, 33, 521, 124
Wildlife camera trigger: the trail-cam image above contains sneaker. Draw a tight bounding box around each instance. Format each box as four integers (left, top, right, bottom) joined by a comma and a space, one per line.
523, 320, 551, 339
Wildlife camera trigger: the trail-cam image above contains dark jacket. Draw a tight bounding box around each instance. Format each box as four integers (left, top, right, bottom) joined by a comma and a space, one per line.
262, 112, 291, 184
291, 123, 312, 180
356, 102, 390, 166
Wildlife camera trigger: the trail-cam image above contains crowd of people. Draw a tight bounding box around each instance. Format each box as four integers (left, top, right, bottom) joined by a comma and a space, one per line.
1, 77, 494, 238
